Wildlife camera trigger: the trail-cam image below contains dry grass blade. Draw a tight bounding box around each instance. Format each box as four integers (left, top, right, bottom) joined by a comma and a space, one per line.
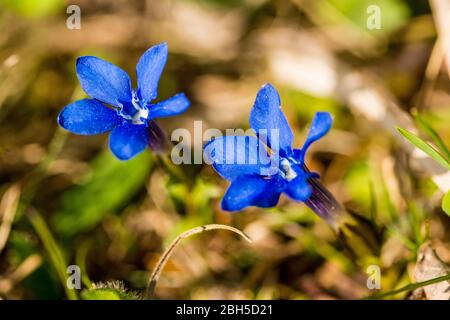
430, 0, 450, 78
146, 224, 252, 299
0, 184, 21, 253
0, 254, 43, 294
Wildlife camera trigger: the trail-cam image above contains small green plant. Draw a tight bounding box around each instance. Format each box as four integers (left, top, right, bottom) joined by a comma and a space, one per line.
397, 113, 450, 216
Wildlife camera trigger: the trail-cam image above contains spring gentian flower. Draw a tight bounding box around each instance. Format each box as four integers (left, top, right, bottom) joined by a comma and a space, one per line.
205, 84, 342, 225
57, 43, 190, 160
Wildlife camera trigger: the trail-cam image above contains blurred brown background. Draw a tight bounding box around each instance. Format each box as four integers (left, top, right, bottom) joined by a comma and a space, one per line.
0, 0, 449, 300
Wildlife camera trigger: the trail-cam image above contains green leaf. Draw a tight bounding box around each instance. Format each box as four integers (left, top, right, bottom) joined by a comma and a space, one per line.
81, 288, 138, 300
7, 231, 61, 299
414, 113, 450, 160
81, 281, 139, 300
190, 178, 221, 218
442, 191, 450, 216
28, 210, 78, 300
52, 151, 153, 236
397, 127, 450, 170
2, 0, 64, 18
327, 0, 410, 35
343, 161, 372, 213
81, 289, 121, 300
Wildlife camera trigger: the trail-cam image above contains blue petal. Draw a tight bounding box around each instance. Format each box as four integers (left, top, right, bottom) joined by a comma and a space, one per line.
57, 99, 122, 135
284, 174, 312, 201
148, 93, 190, 119
249, 83, 293, 156
222, 175, 283, 211
136, 43, 168, 102
298, 112, 333, 163
76, 56, 132, 107
204, 135, 274, 181
109, 122, 149, 160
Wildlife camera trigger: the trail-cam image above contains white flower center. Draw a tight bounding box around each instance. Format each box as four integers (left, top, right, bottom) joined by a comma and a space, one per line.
131, 108, 149, 125
280, 158, 297, 181
130, 95, 149, 125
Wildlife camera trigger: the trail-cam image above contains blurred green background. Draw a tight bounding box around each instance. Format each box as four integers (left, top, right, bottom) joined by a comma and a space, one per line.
0, 0, 449, 300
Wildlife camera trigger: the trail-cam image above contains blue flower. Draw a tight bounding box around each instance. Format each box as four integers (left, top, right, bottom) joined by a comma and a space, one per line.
57, 43, 190, 160
205, 83, 334, 214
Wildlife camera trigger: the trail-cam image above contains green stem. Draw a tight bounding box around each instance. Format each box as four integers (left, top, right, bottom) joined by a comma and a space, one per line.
27, 209, 78, 300
17, 128, 68, 219
75, 239, 93, 289
155, 153, 191, 185
365, 273, 450, 300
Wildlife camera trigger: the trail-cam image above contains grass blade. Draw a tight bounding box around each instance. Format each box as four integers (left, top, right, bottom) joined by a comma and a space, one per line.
442, 190, 450, 216
27, 209, 78, 300
365, 273, 450, 299
397, 127, 450, 170
414, 113, 450, 160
